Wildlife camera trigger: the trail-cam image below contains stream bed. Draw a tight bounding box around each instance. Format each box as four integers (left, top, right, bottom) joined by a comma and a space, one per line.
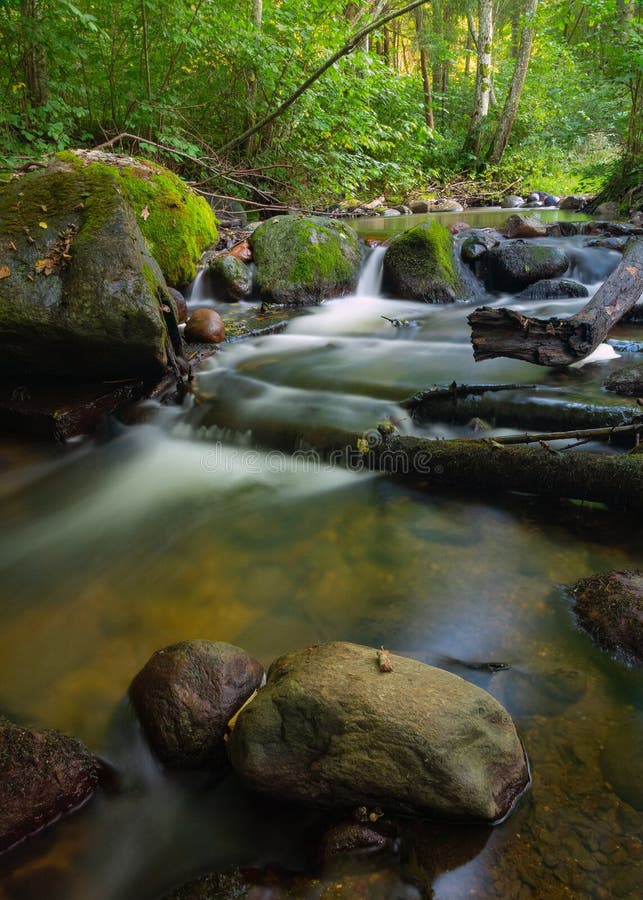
0, 209, 641, 899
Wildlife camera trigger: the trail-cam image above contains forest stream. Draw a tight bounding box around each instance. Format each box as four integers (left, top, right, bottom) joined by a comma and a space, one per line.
0, 208, 641, 899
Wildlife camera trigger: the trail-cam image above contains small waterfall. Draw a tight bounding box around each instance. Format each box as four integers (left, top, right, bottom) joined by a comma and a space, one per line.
185, 266, 211, 304
357, 246, 386, 296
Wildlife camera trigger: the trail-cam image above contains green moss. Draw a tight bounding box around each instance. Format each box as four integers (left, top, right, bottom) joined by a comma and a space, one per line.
383, 220, 462, 303
55, 152, 218, 286
250, 215, 361, 305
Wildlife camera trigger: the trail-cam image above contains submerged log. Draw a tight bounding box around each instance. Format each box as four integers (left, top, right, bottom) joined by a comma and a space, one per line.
468, 237, 643, 366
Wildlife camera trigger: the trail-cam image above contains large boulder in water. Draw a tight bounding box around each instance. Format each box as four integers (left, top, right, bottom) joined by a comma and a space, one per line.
227, 641, 530, 823
129, 640, 265, 770
383, 221, 464, 303
208, 253, 253, 301
503, 214, 547, 239
250, 215, 361, 305
603, 363, 643, 397
0, 156, 186, 379
483, 240, 569, 291
0, 717, 99, 852
570, 570, 642, 666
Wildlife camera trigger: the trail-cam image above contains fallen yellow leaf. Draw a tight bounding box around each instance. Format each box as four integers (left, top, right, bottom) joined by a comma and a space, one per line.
38, 221, 47, 229
0, 265, 10, 279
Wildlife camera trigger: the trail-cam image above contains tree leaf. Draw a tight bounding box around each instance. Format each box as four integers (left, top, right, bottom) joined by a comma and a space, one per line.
0, 265, 10, 279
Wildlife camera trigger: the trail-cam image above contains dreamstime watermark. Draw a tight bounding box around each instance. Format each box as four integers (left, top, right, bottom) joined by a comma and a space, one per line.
200, 429, 445, 476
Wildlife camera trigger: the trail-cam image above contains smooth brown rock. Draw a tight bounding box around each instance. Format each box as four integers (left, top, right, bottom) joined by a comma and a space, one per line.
228, 641, 530, 823
0, 718, 99, 852
184, 308, 226, 344
503, 214, 547, 239
129, 640, 264, 769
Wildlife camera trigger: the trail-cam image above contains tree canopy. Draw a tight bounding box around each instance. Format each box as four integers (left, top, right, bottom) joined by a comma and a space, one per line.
1, 0, 641, 207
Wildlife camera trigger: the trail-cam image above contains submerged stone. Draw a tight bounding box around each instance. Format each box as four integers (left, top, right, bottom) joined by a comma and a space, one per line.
603, 363, 643, 397
0, 717, 99, 852
227, 641, 530, 823
129, 640, 265, 769
513, 279, 589, 302
250, 214, 361, 305
570, 570, 642, 666
483, 240, 569, 291
383, 221, 464, 303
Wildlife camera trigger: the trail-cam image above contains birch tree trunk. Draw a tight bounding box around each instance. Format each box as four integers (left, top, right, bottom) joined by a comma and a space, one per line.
462, 0, 493, 158
487, 0, 538, 166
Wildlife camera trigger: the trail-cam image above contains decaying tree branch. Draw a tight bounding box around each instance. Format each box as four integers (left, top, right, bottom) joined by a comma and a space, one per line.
468, 237, 643, 366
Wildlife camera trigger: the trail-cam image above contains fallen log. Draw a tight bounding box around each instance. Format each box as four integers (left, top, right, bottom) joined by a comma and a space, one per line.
402, 386, 640, 441
468, 237, 643, 366
308, 429, 643, 512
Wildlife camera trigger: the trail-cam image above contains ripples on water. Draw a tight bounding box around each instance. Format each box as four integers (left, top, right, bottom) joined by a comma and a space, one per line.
0, 215, 641, 899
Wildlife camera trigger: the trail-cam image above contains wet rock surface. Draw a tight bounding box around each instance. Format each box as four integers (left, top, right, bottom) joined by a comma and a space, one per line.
227, 641, 530, 823
250, 215, 361, 305
129, 640, 264, 769
603, 363, 643, 397
513, 278, 589, 302
483, 241, 569, 291
209, 254, 254, 302
0, 717, 99, 852
503, 214, 547, 239
383, 221, 464, 303
570, 570, 643, 666
184, 309, 226, 344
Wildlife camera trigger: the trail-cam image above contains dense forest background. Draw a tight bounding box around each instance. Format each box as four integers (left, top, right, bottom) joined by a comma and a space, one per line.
1, 0, 641, 208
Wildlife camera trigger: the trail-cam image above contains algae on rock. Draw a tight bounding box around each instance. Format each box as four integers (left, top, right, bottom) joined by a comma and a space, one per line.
383, 220, 464, 303
58, 149, 218, 286
0, 157, 179, 379
250, 214, 361, 306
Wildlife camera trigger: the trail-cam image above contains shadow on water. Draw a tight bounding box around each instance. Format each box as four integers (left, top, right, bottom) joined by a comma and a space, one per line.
0, 212, 641, 899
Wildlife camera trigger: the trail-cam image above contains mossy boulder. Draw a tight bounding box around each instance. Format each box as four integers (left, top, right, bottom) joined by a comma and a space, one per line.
0, 717, 99, 852
0, 158, 185, 379
209, 253, 253, 301
483, 240, 569, 291
513, 278, 589, 302
250, 214, 361, 306
383, 221, 464, 303
228, 641, 530, 823
58, 150, 217, 286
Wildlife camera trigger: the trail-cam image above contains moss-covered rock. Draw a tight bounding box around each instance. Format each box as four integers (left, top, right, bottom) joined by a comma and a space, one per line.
0, 158, 182, 379
250, 214, 361, 306
209, 253, 253, 301
58, 150, 217, 286
483, 240, 569, 291
383, 221, 464, 303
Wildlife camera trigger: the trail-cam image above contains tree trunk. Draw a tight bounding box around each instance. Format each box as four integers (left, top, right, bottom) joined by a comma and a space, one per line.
487, 0, 538, 166
20, 0, 48, 111
414, 7, 434, 128
462, 0, 493, 158
468, 237, 643, 366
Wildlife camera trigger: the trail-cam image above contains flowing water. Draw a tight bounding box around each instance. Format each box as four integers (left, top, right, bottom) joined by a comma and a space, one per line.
0, 212, 642, 899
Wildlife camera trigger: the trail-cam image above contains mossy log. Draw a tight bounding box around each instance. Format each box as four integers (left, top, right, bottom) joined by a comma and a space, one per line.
307, 429, 643, 512
402, 386, 640, 440
468, 237, 643, 366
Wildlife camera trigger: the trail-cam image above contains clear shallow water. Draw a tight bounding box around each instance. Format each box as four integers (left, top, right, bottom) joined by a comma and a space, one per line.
0, 215, 641, 899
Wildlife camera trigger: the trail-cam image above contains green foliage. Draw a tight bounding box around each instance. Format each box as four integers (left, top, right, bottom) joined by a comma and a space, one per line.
0, 0, 639, 205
